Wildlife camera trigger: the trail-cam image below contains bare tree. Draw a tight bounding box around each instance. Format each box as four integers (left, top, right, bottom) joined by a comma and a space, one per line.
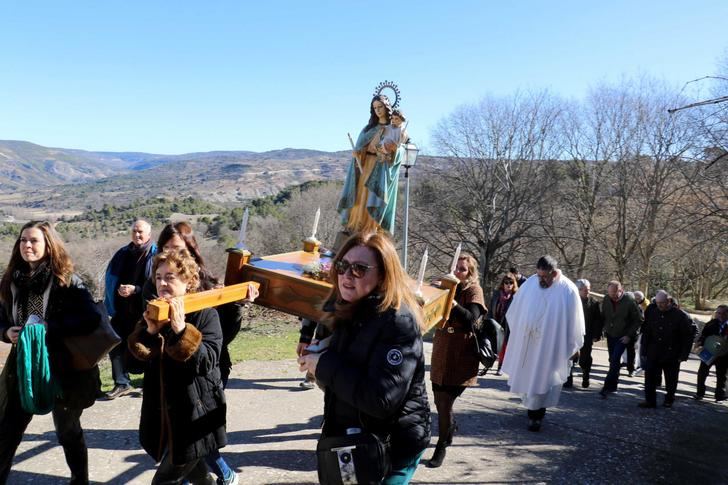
412, 91, 563, 292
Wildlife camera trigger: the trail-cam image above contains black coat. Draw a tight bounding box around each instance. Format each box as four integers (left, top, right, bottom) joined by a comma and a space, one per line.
581, 296, 603, 344
641, 303, 695, 364
697, 318, 727, 346
0, 274, 103, 409
316, 298, 431, 469
128, 308, 227, 465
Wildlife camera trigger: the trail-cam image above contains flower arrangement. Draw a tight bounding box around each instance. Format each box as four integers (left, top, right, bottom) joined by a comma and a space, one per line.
301, 260, 332, 282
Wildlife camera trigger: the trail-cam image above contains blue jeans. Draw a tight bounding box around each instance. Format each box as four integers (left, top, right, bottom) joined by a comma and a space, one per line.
382, 451, 425, 485
109, 342, 131, 387
603, 336, 627, 392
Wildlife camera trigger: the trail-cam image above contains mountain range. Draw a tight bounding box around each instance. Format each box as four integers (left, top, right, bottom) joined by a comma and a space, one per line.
0, 140, 353, 218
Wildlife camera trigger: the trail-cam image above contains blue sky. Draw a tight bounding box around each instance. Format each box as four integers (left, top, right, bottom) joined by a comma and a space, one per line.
1, 1, 725, 155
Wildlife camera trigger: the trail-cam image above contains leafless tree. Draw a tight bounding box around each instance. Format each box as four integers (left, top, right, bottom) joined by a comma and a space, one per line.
411, 91, 563, 293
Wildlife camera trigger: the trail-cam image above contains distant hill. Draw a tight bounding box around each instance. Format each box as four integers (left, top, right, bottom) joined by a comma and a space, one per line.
0, 140, 354, 218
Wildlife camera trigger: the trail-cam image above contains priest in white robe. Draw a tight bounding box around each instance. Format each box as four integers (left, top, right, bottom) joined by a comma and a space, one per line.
502, 255, 585, 431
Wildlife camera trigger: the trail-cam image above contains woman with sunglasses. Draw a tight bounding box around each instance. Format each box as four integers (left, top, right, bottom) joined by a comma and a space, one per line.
0, 221, 104, 484
427, 253, 487, 468
298, 232, 430, 484
492, 273, 519, 375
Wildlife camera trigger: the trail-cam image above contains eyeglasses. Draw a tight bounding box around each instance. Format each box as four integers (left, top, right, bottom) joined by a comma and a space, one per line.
334, 260, 377, 278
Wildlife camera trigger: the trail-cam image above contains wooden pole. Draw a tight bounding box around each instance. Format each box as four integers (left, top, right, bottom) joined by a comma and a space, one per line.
146, 281, 260, 323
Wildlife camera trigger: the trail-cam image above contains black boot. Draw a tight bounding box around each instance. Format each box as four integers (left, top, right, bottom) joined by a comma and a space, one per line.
427, 441, 448, 468
563, 375, 574, 388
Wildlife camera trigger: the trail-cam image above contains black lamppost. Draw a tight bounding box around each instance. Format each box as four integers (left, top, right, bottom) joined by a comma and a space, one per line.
401, 141, 419, 272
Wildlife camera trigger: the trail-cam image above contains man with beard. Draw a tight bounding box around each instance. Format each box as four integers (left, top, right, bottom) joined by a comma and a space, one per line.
502, 255, 584, 431
103, 219, 157, 399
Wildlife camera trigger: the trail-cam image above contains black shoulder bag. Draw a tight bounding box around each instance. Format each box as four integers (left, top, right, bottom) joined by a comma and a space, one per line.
316, 317, 392, 484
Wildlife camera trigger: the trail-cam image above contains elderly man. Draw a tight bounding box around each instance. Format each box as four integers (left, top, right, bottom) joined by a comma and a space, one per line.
599, 280, 643, 398
103, 220, 157, 399
694, 305, 728, 402
638, 290, 695, 408
572, 279, 603, 388
503, 255, 584, 431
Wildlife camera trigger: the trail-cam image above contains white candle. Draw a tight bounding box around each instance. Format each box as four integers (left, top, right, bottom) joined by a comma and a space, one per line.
311, 207, 320, 239
237, 207, 249, 247
416, 248, 428, 291
449, 243, 462, 274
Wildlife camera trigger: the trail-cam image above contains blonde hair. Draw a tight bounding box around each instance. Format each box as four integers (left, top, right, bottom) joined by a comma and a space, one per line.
458, 253, 480, 289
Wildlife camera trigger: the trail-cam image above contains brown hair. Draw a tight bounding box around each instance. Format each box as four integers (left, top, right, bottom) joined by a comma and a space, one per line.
326, 231, 424, 330
498, 272, 519, 293
0, 221, 74, 306
152, 248, 201, 293
157, 222, 218, 288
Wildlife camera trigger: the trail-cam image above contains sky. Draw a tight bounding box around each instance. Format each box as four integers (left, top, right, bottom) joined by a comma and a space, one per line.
1, 1, 726, 155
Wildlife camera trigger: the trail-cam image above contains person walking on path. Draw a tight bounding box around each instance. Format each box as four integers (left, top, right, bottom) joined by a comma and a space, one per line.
0, 221, 105, 484
502, 255, 584, 432
694, 305, 728, 402
427, 253, 487, 468
599, 280, 642, 398
638, 290, 695, 408
104, 219, 157, 399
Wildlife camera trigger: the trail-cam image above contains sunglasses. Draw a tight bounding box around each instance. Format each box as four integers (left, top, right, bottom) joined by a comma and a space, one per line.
502, 281, 514, 285
335, 260, 377, 278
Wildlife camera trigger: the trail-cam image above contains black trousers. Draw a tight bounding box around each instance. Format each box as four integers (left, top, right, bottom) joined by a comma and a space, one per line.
527, 408, 546, 420
579, 342, 594, 375
625, 338, 637, 373
643, 360, 680, 405
0, 382, 88, 484
696, 357, 728, 399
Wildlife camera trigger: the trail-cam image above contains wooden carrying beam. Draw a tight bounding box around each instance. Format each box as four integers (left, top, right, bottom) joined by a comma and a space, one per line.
146, 281, 260, 322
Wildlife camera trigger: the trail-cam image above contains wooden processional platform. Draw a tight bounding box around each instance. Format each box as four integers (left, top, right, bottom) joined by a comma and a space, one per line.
223, 247, 457, 331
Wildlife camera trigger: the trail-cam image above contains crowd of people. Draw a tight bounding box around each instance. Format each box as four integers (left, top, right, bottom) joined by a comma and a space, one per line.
0, 219, 726, 484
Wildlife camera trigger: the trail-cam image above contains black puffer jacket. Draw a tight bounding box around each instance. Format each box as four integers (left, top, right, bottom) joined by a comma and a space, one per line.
316, 297, 431, 469
128, 308, 226, 465
0, 274, 103, 410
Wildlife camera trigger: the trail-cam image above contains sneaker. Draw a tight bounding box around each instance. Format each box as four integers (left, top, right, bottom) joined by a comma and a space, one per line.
218, 471, 239, 485
299, 379, 315, 390
495, 369, 503, 376
104, 384, 133, 400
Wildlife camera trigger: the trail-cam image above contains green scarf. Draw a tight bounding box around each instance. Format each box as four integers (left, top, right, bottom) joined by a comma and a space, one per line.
16, 323, 57, 414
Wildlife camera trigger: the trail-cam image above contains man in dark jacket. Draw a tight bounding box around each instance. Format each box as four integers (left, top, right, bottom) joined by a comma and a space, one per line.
103, 219, 156, 399
694, 305, 728, 402
574, 279, 603, 388
599, 280, 643, 398
638, 290, 695, 408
